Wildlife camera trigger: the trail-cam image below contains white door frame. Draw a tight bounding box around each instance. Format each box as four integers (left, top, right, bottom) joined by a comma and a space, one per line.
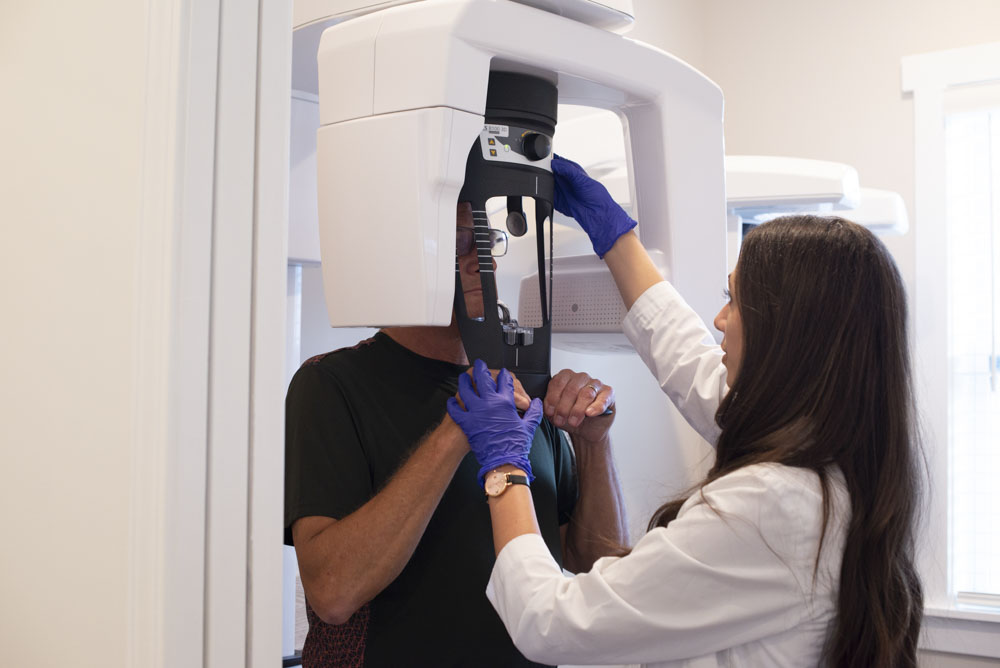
130, 1, 291, 665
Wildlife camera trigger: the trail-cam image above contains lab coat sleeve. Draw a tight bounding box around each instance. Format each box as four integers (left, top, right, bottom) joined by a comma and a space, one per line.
486, 465, 817, 665
622, 281, 727, 444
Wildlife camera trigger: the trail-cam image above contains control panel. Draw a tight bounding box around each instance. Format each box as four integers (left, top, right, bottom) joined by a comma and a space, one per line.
478, 124, 553, 168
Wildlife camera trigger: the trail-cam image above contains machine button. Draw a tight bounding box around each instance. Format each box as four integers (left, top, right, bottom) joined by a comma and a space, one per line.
522, 133, 551, 161
489, 149, 497, 156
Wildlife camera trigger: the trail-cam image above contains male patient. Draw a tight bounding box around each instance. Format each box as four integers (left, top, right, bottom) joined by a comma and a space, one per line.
284, 202, 626, 667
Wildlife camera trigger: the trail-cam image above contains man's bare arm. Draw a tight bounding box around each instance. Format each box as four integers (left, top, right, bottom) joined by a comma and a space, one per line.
544, 370, 629, 573
292, 416, 467, 625
560, 430, 628, 572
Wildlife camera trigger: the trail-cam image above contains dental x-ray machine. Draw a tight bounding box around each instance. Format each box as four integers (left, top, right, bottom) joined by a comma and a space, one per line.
311, 0, 727, 396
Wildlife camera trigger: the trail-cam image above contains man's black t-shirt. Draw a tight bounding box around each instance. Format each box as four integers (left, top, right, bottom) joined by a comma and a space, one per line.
284, 332, 578, 667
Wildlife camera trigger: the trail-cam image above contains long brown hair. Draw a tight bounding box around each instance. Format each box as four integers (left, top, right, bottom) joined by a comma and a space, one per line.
649, 216, 923, 666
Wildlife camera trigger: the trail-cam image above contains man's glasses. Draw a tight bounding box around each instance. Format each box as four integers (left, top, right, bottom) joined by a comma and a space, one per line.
456, 226, 508, 257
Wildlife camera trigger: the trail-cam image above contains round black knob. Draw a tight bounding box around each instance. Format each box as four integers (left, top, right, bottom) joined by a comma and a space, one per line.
506, 211, 527, 237
522, 133, 551, 161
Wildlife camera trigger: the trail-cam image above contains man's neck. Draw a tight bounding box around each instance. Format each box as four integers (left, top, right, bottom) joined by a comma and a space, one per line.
381, 322, 469, 366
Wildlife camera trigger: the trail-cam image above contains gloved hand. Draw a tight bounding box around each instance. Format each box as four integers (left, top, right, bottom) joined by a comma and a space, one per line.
446, 359, 543, 486
551, 154, 637, 258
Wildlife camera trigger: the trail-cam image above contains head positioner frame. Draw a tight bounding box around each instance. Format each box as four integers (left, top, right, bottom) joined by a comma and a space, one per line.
454, 71, 557, 396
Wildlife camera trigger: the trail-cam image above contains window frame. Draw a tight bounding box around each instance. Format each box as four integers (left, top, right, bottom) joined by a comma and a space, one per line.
902, 41, 1000, 658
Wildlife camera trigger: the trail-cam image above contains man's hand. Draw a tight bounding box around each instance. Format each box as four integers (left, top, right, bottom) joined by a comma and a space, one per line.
543, 369, 615, 443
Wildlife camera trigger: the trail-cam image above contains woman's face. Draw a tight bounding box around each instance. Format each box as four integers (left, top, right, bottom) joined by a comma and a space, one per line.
713, 271, 743, 385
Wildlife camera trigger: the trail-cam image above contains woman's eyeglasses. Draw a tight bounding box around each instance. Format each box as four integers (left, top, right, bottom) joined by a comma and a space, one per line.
456, 227, 508, 257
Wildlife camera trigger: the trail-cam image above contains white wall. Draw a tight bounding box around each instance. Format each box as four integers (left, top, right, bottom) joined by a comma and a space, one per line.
0, 2, 144, 665
0, 1, 290, 665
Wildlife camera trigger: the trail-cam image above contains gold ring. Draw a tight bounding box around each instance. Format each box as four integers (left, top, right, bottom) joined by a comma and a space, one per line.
585, 383, 600, 393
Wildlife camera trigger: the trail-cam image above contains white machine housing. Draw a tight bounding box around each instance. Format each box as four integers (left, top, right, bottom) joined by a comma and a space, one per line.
313, 0, 727, 333
723, 155, 861, 273
840, 188, 908, 235
755, 187, 909, 236
295, 1, 635, 95
725, 155, 861, 218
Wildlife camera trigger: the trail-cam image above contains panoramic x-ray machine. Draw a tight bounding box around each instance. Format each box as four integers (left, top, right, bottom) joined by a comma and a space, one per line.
286, 3, 727, 656
309, 0, 727, 395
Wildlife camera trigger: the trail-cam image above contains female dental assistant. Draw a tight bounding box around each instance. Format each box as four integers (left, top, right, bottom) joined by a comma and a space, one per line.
446, 156, 923, 667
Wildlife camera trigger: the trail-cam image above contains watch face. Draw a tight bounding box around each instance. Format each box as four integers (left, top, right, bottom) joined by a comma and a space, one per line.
484, 471, 507, 497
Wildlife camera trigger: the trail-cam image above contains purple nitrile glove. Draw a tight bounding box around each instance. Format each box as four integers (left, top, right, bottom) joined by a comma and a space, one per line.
446, 359, 543, 486
551, 154, 638, 258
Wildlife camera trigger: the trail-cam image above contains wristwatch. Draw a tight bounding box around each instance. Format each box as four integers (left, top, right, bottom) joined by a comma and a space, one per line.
484, 470, 530, 498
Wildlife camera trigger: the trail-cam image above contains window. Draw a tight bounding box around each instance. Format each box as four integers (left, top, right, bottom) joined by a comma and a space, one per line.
903, 42, 1000, 658
945, 97, 1000, 603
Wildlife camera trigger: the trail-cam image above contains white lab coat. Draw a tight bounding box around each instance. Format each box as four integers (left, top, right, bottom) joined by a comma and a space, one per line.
486, 281, 849, 667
